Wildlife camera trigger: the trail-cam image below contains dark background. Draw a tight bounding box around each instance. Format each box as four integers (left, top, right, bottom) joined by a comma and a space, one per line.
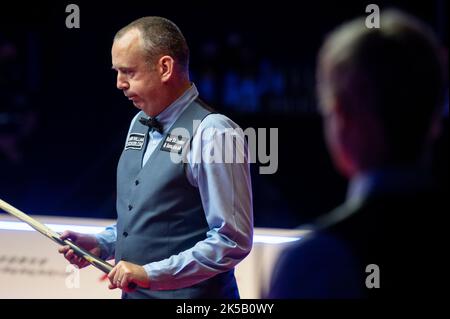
0, 0, 448, 227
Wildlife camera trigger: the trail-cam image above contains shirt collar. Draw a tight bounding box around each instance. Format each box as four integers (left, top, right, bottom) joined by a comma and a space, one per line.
152, 83, 199, 134
346, 165, 432, 205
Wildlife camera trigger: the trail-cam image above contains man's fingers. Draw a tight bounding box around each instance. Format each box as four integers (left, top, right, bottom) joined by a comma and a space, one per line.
59, 231, 69, 240
58, 245, 70, 254
65, 250, 80, 265
113, 268, 123, 287
120, 273, 131, 290
65, 249, 74, 260
107, 262, 138, 291
60, 230, 77, 241
72, 256, 82, 265
58, 232, 92, 269
64, 251, 87, 268
108, 264, 120, 290
78, 259, 88, 268
108, 283, 118, 290
108, 264, 118, 284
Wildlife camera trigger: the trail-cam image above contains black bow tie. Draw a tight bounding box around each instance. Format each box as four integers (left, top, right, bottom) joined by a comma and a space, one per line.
139, 116, 163, 134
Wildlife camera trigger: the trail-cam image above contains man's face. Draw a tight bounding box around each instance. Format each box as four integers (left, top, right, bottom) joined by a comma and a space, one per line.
111, 29, 161, 115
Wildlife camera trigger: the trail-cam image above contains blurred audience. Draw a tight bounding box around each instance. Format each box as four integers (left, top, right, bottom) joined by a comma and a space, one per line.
0, 35, 37, 204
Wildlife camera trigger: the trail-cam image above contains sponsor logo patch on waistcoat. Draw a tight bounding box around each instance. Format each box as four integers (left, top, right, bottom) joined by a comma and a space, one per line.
125, 133, 146, 150
161, 134, 189, 154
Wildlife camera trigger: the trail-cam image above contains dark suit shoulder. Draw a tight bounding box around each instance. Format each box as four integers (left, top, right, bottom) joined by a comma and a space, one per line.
268, 232, 364, 298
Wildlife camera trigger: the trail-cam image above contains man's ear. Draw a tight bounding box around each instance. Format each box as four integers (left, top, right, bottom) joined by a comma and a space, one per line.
331, 98, 348, 130
157, 55, 175, 82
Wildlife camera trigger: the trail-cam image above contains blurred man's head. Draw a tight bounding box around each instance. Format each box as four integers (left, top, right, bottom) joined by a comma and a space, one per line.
111, 17, 190, 116
317, 10, 445, 178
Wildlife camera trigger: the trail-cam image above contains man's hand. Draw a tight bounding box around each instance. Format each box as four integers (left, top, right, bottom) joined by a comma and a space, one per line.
58, 230, 101, 269
108, 261, 150, 292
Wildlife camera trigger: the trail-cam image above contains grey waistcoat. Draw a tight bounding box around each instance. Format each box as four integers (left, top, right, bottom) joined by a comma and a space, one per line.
116, 99, 238, 299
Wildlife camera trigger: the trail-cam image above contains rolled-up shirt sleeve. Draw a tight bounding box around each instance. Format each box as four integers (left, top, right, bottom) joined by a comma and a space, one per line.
95, 224, 117, 260
143, 114, 254, 290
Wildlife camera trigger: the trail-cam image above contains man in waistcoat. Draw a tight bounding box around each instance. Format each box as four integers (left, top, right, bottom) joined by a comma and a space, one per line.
58, 16, 253, 299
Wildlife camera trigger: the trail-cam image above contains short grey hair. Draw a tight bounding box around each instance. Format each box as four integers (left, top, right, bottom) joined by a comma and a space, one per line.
317, 9, 445, 162
114, 16, 189, 74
